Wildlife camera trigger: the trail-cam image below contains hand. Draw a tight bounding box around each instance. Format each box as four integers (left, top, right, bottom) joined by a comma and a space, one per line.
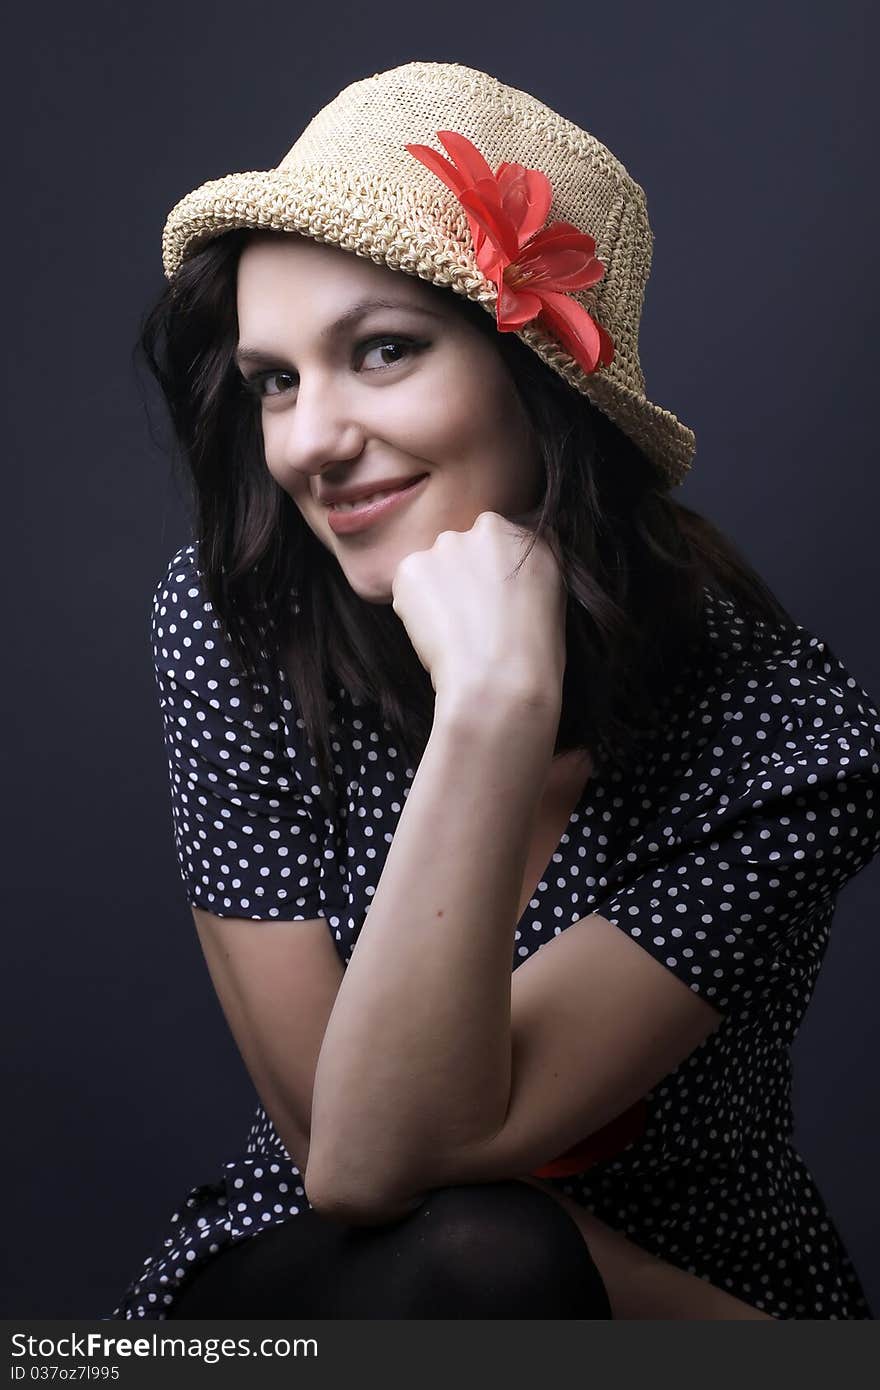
390, 510, 567, 705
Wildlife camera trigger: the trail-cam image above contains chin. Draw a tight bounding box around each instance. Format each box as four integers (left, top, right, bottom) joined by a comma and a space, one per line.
343, 572, 395, 606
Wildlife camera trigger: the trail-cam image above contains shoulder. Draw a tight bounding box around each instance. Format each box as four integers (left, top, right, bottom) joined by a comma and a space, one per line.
665, 588, 880, 866
148, 542, 282, 743
150, 541, 200, 615
149, 543, 211, 673
695, 584, 880, 737
630, 586, 880, 863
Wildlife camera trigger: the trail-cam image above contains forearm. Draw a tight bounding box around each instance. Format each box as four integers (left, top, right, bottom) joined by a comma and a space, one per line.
305, 684, 559, 1206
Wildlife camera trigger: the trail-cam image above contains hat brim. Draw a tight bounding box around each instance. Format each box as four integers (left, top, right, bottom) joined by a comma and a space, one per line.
163, 166, 695, 488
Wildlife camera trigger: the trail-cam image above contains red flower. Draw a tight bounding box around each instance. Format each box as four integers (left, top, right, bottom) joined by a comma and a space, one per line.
404, 129, 615, 375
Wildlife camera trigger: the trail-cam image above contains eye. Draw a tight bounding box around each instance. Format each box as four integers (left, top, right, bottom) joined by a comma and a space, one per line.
358, 337, 418, 371
241, 369, 295, 400
239, 335, 426, 402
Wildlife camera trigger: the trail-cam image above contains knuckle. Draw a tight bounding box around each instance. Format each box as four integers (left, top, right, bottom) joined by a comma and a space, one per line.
392, 555, 415, 589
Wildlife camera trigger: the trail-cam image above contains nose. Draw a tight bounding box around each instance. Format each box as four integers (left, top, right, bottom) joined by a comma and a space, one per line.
271, 369, 368, 493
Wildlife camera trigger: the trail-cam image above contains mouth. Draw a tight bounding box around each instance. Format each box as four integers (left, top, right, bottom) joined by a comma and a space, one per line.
326, 474, 429, 536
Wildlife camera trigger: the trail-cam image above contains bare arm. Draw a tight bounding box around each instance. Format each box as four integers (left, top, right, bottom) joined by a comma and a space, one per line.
192, 908, 345, 1177
192, 831, 772, 1320
305, 684, 555, 1204
305, 681, 722, 1216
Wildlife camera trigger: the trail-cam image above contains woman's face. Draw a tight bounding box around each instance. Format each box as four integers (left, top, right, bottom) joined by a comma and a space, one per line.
235, 232, 544, 604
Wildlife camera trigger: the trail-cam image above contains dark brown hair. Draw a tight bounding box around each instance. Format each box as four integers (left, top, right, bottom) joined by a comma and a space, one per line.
137, 226, 798, 832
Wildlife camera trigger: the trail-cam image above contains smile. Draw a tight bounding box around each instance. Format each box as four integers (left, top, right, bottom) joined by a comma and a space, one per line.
326, 474, 429, 536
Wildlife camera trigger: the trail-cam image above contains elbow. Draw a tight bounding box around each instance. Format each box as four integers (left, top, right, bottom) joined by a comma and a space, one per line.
303, 1143, 373, 1223
304, 1162, 429, 1228
302, 1170, 371, 1225
303, 1129, 397, 1225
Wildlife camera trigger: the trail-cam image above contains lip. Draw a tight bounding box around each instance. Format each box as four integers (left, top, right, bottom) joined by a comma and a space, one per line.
326, 474, 429, 536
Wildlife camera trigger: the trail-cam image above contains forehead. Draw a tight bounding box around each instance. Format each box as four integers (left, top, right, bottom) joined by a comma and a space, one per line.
236, 231, 446, 319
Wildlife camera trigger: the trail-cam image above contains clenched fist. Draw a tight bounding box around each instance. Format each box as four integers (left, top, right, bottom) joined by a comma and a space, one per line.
390, 510, 567, 706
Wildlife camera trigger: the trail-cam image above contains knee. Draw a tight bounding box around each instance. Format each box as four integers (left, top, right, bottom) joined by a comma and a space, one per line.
391, 1179, 612, 1318
413, 1179, 590, 1266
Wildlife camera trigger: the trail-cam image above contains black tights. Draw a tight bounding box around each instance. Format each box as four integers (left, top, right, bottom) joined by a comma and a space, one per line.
168, 1180, 613, 1319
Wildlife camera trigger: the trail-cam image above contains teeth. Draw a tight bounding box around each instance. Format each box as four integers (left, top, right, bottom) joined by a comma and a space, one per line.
332, 485, 413, 513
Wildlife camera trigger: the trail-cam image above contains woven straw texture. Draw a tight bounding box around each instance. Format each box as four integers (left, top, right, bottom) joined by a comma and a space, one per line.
162, 61, 695, 488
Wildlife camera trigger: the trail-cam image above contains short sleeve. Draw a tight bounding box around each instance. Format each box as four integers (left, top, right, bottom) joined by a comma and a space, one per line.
149, 544, 335, 920
589, 638, 880, 1019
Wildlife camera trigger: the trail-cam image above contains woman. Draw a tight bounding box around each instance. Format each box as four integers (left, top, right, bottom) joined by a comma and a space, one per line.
110, 61, 880, 1319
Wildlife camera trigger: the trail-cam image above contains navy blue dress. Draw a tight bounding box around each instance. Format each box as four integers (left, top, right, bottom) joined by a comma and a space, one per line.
110, 542, 880, 1319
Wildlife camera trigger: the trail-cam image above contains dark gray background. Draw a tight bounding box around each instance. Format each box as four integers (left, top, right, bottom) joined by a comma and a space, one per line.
3, 0, 878, 1319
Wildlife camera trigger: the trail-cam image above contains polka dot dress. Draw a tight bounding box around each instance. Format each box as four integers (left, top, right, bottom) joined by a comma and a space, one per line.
109, 543, 880, 1320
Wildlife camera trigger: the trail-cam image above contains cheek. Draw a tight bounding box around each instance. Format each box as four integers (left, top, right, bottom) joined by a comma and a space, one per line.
259, 420, 278, 473
379, 383, 468, 455
261, 426, 308, 501
455, 391, 538, 486
261, 419, 285, 470
418, 383, 501, 459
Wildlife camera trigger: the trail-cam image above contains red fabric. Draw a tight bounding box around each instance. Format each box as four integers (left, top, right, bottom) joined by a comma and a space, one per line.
529, 1098, 649, 1179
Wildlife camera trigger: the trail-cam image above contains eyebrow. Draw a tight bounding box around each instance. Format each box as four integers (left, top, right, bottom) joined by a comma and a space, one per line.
235, 297, 445, 368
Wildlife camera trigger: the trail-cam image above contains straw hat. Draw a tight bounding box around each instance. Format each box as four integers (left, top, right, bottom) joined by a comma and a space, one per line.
162, 60, 695, 488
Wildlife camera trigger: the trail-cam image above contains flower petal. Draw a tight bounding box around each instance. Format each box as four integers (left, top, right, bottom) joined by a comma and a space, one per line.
531, 219, 598, 257
515, 222, 606, 293
476, 242, 507, 280
495, 281, 544, 329
406, 141, 494, 266
496, 163, 553, 247
458, 183, 521, 265
435, 129, 496, 186
403, 142, 469, 198
537, 289, 615, 374
517, 247, 606, 294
